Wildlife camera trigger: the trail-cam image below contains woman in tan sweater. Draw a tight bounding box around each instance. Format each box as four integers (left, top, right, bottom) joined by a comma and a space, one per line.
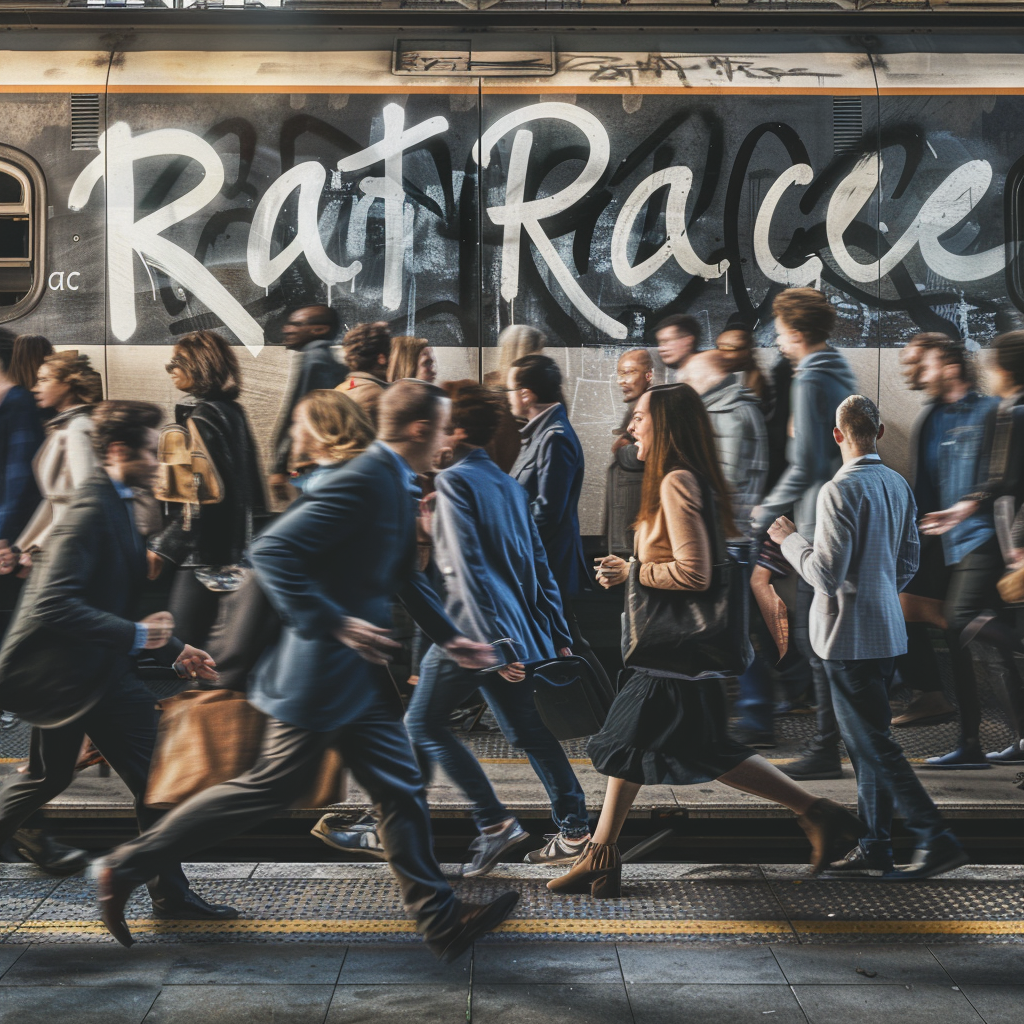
549, 383, 866, 897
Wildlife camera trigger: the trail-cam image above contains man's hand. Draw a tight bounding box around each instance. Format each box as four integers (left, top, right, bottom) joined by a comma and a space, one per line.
919, 500, 978, 536
1009, 548, 1024, 571
269, 472, 296, 505
498, 661, 527, 682
0, 541, 16, 576
767, 516, 797, 545
140, 611, 175, 649
174, 645, 219, 682
16, 550, 32, 578
444, 636, 497, 671
558, 647, 573, 658
146, 550, 165, 581
611, 435, 630, 455
333, 617, 402, 664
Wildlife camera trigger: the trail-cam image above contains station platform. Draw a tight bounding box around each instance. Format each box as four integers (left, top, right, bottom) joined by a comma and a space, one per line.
0, 861, 1022, 1023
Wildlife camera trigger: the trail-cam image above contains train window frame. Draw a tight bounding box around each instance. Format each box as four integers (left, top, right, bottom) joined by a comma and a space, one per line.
0, 144, 46, 324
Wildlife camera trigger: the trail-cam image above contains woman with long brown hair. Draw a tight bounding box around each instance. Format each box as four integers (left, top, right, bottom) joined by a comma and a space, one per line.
549, 383, 866, 898
149, 331, 267, 654
387, 335, 436, 384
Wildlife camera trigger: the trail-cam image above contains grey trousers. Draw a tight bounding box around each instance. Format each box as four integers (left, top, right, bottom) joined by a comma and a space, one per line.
104, 710, 459, 939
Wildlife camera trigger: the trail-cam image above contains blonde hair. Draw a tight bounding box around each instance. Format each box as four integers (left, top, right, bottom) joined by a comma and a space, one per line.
296, 389, 375, 463
496, 324, 546, 377
41, 351, 104, 405
388, 335, 430, 382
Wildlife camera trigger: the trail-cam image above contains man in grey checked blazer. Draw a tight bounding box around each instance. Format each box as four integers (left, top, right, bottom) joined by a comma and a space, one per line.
769, 395, 967, 881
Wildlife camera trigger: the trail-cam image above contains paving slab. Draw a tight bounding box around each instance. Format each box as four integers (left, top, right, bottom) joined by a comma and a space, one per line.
141, 984, 335, 1024
471, 982, 634, 1024
958, 985, 1024, 1024
0, 983, 160, 1024
0, 943, 174, 986
161, 943, 346, 985
337, 942, 472, 983
928, 946, 1024, 985
771, 944, 953, 985
793, 982, 985, 1024
628, 983, 806, 1024
472, 941, 624, 984
617, 944, 787, 984
325, 984, 470, 1023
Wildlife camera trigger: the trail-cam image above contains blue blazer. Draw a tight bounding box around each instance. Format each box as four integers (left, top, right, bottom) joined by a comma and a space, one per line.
433, 447, 571, 666
510, 404, 589, 596
247, 443, 457, 731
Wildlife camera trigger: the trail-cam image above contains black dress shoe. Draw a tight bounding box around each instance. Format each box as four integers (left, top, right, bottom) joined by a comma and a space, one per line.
426, 892, 519, 963
151, 890, 240, 920
95, 863, 137, 948
731, 727, 777, 749
780, 749, 843, 781
884, 840, 969, 881
820, 845, 892, 878
9, 829, 91, 877
795, 798, 868, 874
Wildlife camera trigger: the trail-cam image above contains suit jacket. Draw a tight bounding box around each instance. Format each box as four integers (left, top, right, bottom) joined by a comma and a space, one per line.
433, 448, 570, 665
271, 339, 348, 474
0, 472, 184, 727
781, 455, 919, 661
510, 403, 588, 595
247, 442, 458, 731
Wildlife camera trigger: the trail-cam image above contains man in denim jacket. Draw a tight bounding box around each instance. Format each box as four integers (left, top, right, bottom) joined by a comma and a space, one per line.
899, 337, 999, 768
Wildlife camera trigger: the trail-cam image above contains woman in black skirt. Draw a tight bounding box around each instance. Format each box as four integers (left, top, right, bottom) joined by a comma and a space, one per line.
549, 383, 866, 897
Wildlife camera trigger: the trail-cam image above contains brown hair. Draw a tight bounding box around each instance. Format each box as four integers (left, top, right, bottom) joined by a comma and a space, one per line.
443, 380, 501, 447
377, 378, 448, 443
39, 351, 104, 406
387, 335, 430, 383
496, 324, 546, 377
636, 383, 736, 538
342, 321, 392, 373
510, 353, 566, 406
993, 331, 1024, 388
837, 394, 881, 449
715, 327, 766, 401
90, 400, 163, 458
916, 335, 975, 388
654, 313, 701, 345
295, 389, 375, 463
772, 288, 836, 345
8, 334, 53, 390
173, 330, 242, 400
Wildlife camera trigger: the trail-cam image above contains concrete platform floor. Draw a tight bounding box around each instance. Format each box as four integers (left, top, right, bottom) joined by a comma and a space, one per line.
0, 863, 1022, 1023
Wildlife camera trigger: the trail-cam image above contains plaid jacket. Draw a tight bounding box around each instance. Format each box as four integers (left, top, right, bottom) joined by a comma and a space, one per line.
781, 455, 920, 661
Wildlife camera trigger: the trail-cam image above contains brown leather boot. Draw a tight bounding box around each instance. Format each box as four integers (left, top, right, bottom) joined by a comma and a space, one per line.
546, 841, 622, 898
797, 798, 868, 874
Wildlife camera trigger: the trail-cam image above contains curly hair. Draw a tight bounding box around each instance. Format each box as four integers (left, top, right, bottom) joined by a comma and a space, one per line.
342, 321, 392, 373
443, 380, 501, 447
772, 288, 836, 345
295, 389, 376, 464
90, 400, 164, 458
40, 351, 104, 405
172, 330, 242, 400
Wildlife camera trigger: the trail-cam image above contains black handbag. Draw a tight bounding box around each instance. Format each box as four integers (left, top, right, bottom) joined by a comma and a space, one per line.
621, 479, 752, 677
532, 655, 611, 740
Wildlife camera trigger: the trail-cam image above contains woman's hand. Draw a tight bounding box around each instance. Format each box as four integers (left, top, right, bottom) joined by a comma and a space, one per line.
919, 500, 978, 536
767, 516, 797, 545
146, 550, 165, 581
594, 554, 628, 589
174, 645, 219, 682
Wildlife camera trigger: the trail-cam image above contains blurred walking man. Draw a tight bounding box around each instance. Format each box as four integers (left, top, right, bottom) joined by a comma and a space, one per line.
770, 396, 967, 879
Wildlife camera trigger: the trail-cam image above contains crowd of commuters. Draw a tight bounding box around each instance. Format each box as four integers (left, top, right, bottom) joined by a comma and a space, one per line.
0, 287, 1022, 957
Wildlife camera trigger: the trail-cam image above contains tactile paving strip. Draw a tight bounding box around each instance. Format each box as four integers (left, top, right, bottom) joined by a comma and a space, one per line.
1, 867, 1021, 946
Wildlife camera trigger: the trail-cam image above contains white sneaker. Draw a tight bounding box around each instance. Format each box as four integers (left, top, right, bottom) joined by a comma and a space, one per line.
524, 832, 591, 865
460, 821, 530, 878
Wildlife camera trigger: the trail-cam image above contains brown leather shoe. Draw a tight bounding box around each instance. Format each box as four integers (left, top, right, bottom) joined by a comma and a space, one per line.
426, 891, 519, 963
892, 691, 956, 727
796, 798, 868, 875
546, 841, 622, 898
95, 864, 137, 947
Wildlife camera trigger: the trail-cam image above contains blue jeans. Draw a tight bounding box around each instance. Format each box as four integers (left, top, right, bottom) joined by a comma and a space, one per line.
729, 542, 773, 735
824, 657, 958, 867
405, 645, 589, 837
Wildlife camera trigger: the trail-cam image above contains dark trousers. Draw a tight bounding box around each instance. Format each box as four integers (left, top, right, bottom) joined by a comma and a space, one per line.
105, 710, 459, 940
898, 537, 1016, 745
825, 657, 953, 866
406, 645, 589, 837
0, 674, 190, 900
794, 578, 839, 753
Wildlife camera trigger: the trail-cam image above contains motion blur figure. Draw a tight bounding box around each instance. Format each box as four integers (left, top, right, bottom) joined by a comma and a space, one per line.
654, 314, 700, 381
388, 335, 437, 384
337, 321, 392, 426
95, 383, 519, 960
607, 348, 653, 557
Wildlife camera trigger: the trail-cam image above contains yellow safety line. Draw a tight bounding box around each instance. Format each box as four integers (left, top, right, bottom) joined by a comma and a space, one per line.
3, 918, 1020, 937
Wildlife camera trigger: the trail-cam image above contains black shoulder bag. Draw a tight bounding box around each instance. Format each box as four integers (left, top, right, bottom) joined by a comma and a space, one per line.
621, 478, 752, 677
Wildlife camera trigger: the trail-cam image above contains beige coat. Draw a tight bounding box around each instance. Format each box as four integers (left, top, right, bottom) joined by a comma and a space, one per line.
635, 469, 712, 592
337, 372, 388, 426
16, 407, 96, 555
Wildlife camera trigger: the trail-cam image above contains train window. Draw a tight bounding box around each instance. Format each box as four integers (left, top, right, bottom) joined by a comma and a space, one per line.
0, 149, 45, 321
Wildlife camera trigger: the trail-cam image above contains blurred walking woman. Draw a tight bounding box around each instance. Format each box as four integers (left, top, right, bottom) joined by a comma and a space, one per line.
149, 331, 267, 649
13, 352, 103, 572
550, 384, 866, 898
387, 335, 437, 384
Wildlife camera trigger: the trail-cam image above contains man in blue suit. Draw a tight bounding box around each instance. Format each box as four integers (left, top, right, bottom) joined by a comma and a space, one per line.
404, 382, 590, 877
96, 381, 519, 961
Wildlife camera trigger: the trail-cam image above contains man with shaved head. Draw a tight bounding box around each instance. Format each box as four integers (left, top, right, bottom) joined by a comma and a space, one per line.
607, 348, 654, 555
